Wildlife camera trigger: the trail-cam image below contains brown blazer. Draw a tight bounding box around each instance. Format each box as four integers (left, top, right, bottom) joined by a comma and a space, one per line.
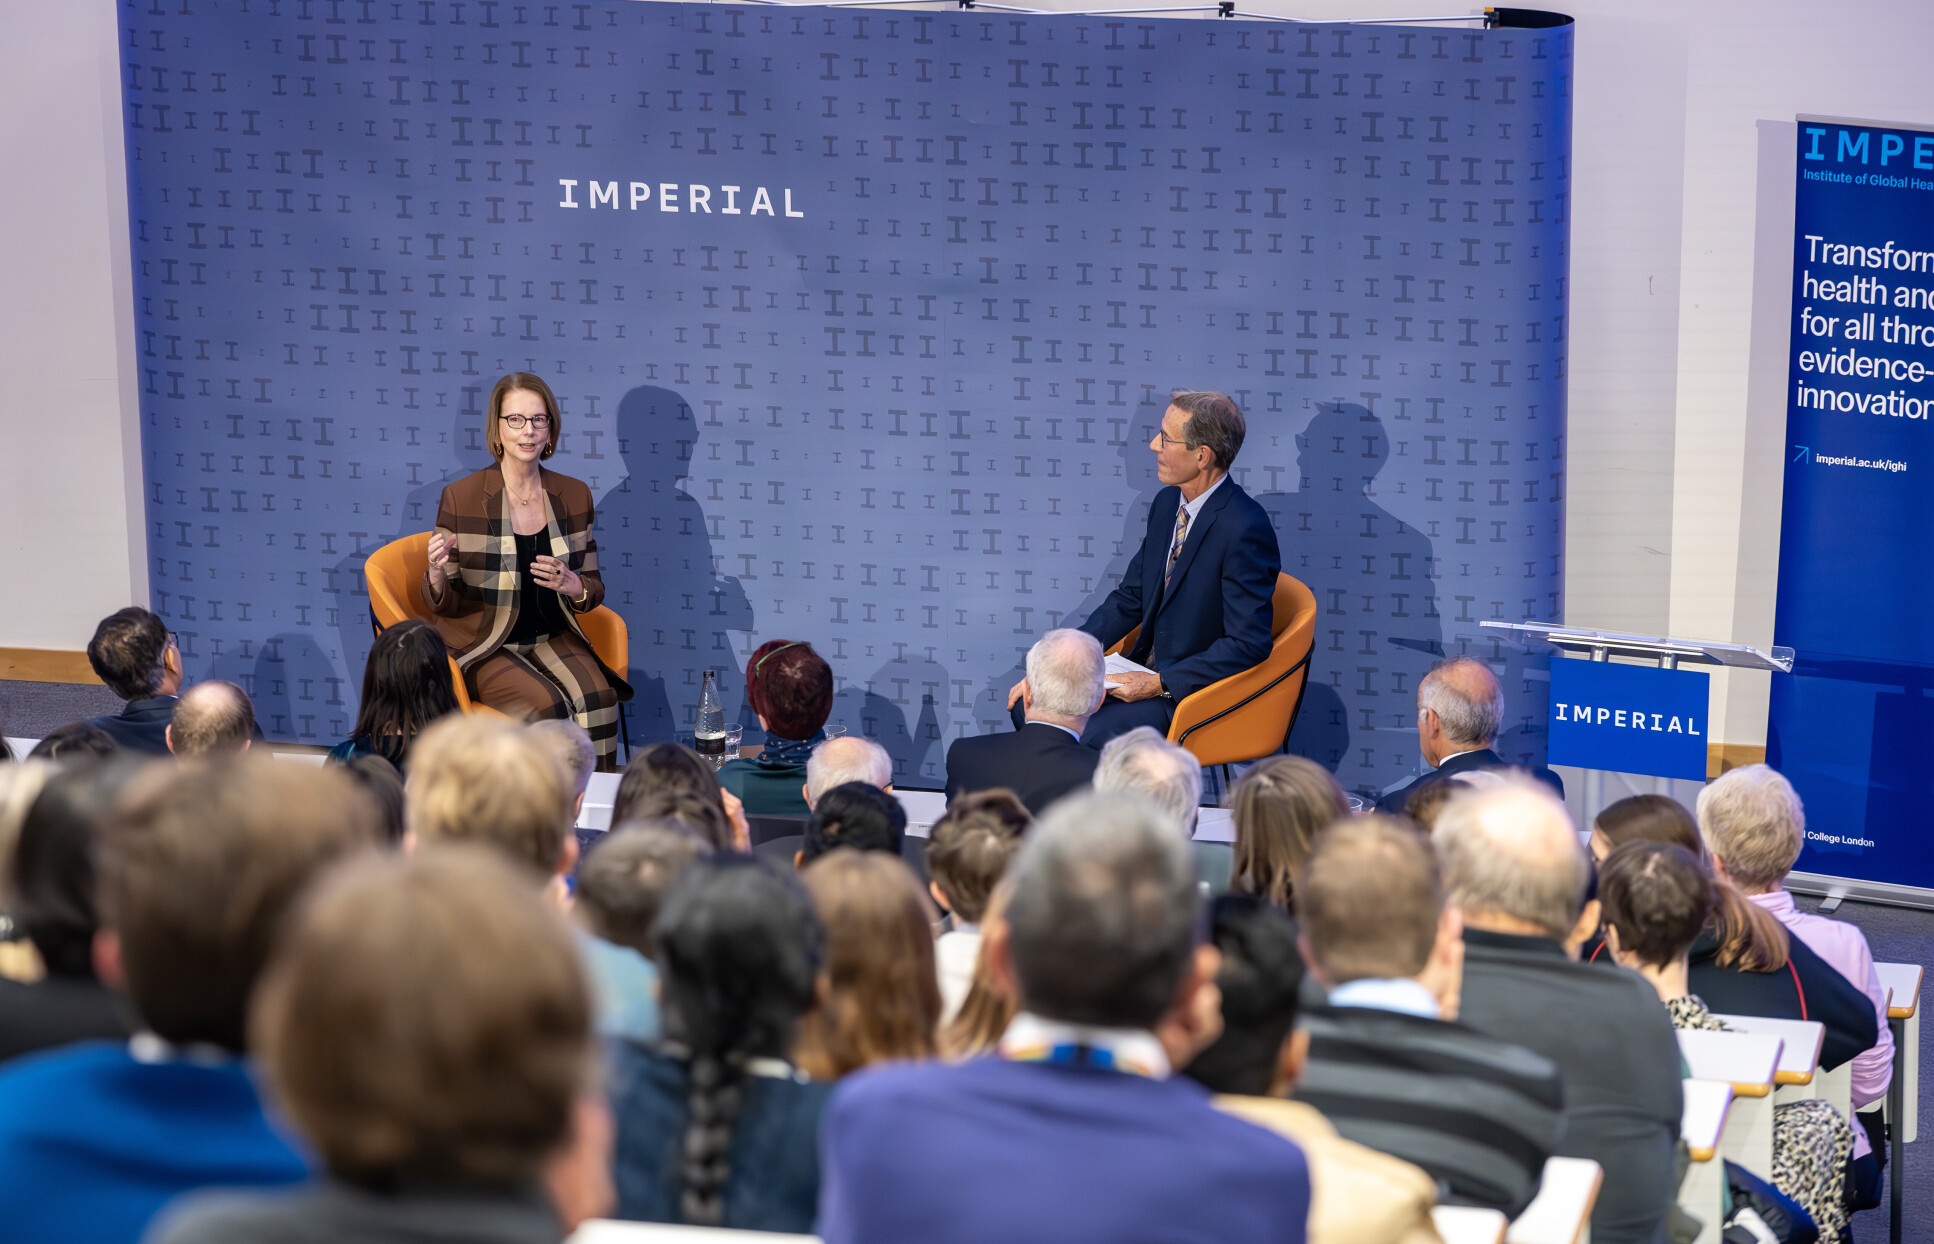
422, 464, 630, 699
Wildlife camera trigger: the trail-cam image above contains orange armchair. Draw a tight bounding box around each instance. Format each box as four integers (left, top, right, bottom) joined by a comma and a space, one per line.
362, 533, 631, 742
1108, 572, 1317, 773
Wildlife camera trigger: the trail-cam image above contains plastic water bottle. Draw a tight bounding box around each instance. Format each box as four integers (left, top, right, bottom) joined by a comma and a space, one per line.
694, 669, 726, 760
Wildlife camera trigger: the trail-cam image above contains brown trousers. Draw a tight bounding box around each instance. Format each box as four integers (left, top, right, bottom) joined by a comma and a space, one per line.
466, 631, 621, 770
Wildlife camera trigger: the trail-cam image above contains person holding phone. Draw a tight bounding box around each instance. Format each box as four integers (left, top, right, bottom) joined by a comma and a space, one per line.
421, 372, 631, 770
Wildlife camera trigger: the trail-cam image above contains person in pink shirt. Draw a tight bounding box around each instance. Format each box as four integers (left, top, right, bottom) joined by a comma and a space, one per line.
1698, 764, 1892, 1181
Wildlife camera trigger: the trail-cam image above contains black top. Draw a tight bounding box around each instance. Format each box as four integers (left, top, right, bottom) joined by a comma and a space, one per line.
944, 721, 1100, 814
505, 530, 568, 646
1377, 747, 1567, 814
0, 975, 131, 1067
84, 697, 178, 757
1684, 927, 1878, 1070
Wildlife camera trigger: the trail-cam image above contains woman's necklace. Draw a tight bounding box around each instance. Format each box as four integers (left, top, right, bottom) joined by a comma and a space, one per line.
505, 475, 541, 506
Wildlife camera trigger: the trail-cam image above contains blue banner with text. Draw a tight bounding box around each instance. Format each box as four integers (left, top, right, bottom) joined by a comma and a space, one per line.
1547, 659, 1707, 782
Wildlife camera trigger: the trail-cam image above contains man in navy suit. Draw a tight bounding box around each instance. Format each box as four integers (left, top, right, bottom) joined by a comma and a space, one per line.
1010, 390, 1281, 747
1377, 656, 1566, 814
949, 630, 1104, 813
83, 607, 182, 757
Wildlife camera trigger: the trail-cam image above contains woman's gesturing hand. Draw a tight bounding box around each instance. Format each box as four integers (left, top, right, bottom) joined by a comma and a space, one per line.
427, 531, 453, 583
532, 553, 583, 601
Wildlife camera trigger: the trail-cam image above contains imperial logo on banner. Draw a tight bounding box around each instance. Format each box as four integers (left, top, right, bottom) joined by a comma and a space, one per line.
1547, 661, 1710, 781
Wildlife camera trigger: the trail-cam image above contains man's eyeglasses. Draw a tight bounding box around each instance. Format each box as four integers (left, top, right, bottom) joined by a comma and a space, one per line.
501, 414, 551, 431
1157, 429, 1193, 450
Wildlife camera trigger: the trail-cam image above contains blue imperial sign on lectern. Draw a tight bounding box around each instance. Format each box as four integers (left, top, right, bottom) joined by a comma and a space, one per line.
1547, 661, 1709, 782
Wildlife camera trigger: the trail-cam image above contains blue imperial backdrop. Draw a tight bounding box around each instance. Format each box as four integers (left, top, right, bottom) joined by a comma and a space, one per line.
122, 1, 1571, 795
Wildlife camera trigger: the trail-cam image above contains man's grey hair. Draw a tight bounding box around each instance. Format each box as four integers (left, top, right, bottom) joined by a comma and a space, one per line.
1434, 781, 1588, 941
1025, 629, 1106, 721
806, 735, 893, 804
1418, 656, 1504, 747
1094, 727, 1202, 835
1696, 764, 1804, 894
1168, 389, 1246, 471
1005, 791, 1202, 1028
526, 718, 596, 800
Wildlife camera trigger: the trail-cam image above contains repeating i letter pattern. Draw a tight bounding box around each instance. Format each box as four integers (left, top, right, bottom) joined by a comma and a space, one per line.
122, 1, 1569, 796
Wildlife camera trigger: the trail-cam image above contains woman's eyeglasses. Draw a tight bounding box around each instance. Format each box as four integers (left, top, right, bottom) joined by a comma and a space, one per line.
501, 413, 551, 431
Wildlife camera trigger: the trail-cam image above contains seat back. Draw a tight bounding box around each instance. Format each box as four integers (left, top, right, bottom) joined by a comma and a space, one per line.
363, 532, 476, 711
1169, 572, 1318, 767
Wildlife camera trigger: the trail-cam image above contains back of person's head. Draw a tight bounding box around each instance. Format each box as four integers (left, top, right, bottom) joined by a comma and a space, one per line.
27, 722, 118, 763
576, 823, 708, 956
744, 640, 835, 742
335, 754, 407, 846
1696, 764, 1804, 894
104, 756, 381, 1051
1434, 781, 1588, 941
1024, 629, 1106, 720
1184, 894, 1306, 1097
926, 789, 1029, 923
405, 715, 574, 879
797, 849, 940, 1078
1230, 755, 1349, 909
87, 607, 172, 702
353, 618, 460, 767
1004, 791, 1200, 1029
1404, 778, 1460, 833
610, 742, 728, 829
611, 792, 732, 852
252, 846, 591, 1191
527, 718, 596, 803
805, 735, 893, 805
1598, 842, 1715, 970
1594, 793, 1701, 857
8, 763, 129, 978
1093, 726, 1202, 835
1418, 655, 1504, 748
1299, 815, 1443, 984
168, 680, 255, 757
654, 856, 823, 1226
801, 781, 907, 865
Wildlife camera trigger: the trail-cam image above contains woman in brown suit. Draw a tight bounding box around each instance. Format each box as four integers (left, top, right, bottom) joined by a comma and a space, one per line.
423, 373, 630, 769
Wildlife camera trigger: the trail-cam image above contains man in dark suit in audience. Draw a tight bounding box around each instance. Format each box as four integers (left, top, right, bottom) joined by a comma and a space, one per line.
1291, 815, 1563, 1218
1008, 390, 1282, 747
818, 792, 1311, 1244
83, 607, 182, 756
948, 629, 1103, 813
1378, 656, 1564, 814
1442, 782, 1682, 1244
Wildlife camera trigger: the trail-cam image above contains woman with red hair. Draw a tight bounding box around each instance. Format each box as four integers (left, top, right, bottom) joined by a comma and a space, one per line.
717, 640, 835, 816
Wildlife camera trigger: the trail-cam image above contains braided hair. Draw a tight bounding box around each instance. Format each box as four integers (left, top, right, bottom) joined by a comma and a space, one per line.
653, 855, 822, 1227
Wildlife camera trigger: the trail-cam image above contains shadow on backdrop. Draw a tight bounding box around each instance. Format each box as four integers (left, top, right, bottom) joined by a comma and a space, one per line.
207, 630, 344, 745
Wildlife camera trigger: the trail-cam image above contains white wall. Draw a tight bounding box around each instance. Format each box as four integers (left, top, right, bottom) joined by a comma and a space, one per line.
9, 0, 1934, 753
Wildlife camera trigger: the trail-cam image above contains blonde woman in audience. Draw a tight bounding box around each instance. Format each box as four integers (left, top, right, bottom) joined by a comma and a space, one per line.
924, 790, 1029, 1021
938, 882, 1017, 1061
404, 715, 579, 900
1228, 755, 1348, 910
152, 846, 613, 1244
1597, 840, 1852, 1238
795, 850, 941, 1079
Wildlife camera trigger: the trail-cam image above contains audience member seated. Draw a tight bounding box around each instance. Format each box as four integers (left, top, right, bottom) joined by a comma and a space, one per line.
26, 721, 117, 763
718, 639, 835, 817
793, 781, 908, 869
1403, 768, 1506, 832
805, 734, 894, 808
926, 790, 1029, 1021
1598, 841, 1853, 1238
83, 607, 181, 756
1377, 656, 1564, 813
1699, 763, 1894, 1189
165, 680, 255, 757
0, 765, 133, 1064
938, 881, 1018, 1061
574, 823, 707, 1042
1292, 814, 1561, 1216
609, 855, 831, 1233
1588, 792, 1702, 862
609, 741, 747, 851
404, 715, 578, 901
152, 846, 613, 1244
946, 629, 1104, 813
0, 757, 380, 1244
817, 792, 1312, 1244
1186, 893, 1440, 1244
529, 718, 597, 822
1441, 782, 1681, 1244
1093, 726, 1230, 892
795, 850, 940, 1080
328, 618, 460, 771
332, 754, 407, 845
1229, 754, 1349, 911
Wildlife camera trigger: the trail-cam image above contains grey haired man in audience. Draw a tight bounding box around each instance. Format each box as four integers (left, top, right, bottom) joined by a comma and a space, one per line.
1378, 656, 1564, 813
945, 629, 1105, 813
804, 735, 893, 809
165, 681, 255, 758
1093, 727, 1231, 893
1443, 781, 1681, 1244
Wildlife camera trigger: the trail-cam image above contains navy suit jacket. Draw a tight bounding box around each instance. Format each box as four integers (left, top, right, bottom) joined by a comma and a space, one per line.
945, 722, 1098, 814
1377, 747, 1566, 815
1080, 479, 1281, 701
85, 697, 177, 757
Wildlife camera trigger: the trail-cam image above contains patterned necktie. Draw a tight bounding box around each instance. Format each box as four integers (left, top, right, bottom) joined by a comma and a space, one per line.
1164, 503, 1191, 587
